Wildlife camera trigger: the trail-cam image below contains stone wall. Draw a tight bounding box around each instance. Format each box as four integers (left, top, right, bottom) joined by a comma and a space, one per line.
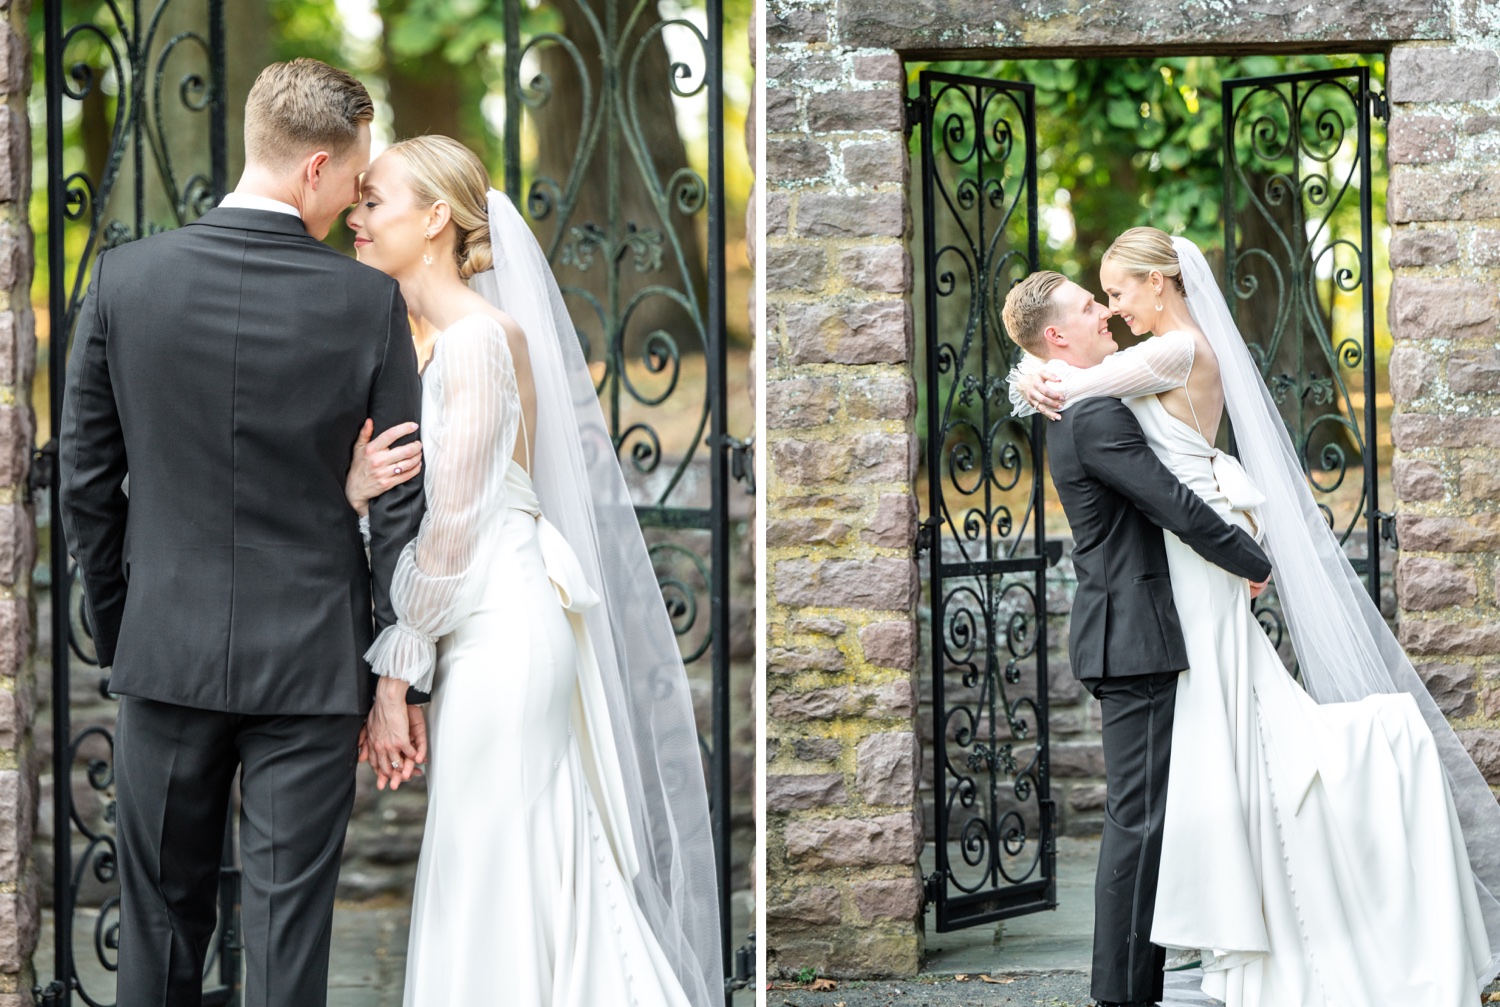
764, 0, 1500, 983
1385, 11, 1500, 764
0, 1, 36, 1002
763, 0, 923, 977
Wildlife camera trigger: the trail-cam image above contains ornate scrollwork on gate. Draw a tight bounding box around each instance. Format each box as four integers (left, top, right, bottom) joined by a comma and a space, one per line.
39, 3, 235, 1005
1222, 67, 1387, 645
915, 70, 1056, 933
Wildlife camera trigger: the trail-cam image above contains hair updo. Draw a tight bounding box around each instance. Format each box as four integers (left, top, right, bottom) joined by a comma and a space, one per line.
387, 135, 494, 279
1102, 226, 1186, 297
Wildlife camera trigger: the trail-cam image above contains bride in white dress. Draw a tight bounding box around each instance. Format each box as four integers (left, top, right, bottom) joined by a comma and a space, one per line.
1010, 227, 1500, 1006
341, 136, 721, 1006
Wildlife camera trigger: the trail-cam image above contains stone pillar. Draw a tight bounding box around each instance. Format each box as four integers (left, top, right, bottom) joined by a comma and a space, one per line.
764, 1, 923, 978
0, 0, 36, 1002
1386, 27, 1500, 761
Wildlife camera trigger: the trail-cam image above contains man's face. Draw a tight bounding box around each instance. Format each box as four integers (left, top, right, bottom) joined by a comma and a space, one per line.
301, 122, 371, 240
1046, 280, 1116, 367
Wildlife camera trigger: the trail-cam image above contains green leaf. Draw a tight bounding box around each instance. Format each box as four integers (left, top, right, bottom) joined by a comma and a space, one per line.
1106, 97, 1140, 130
1159, 143, 1191, 170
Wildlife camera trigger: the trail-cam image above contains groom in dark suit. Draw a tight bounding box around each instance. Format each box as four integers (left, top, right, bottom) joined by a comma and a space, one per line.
1002, 272, 1272, 1007
60, 60, 425, 1007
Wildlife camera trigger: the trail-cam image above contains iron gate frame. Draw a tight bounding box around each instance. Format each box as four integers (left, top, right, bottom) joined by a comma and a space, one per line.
35, 0, 750, 1002
909, 68, 1058, 934
1221, 64, 1390, 644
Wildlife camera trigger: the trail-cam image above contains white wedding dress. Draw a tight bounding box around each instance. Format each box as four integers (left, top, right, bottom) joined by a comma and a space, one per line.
1014, 332, 1491, 1006
369, 314, 693, 1007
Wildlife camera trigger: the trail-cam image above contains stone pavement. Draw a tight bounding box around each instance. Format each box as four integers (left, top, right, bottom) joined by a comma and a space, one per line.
40, 891, 755, 1004
772, 836, 1500, 1007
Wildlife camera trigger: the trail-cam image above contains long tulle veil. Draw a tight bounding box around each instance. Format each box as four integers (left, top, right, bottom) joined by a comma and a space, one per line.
472, 189, 723, 1005
1173, 235, 1500, 980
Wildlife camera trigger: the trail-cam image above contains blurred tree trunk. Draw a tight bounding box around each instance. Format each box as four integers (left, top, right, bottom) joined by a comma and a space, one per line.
225, 0, 273, 185
534, 0, 706, 359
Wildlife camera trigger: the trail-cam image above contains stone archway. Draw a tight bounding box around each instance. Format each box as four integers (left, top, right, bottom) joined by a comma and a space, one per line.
765, 0, 1500, 978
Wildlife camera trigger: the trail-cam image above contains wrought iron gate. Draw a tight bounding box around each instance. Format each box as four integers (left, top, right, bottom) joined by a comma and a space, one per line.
909, 70, 1057, 932
1221, 65, 1390, 650
36, 2, 236, 1004
36, 0, 749, 1002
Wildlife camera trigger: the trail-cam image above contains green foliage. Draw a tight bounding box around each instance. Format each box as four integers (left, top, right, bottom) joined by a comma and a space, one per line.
913, 53, 1386, 284
795, 966, 818, 984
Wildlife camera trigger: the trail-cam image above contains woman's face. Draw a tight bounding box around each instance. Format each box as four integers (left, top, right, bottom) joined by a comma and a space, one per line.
346, 153, 433, 278
1100, 260, 1161, 337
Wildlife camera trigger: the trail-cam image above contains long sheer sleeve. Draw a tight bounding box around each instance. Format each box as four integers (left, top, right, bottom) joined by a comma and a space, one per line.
1008, 329, 1196, 417
365, 317, 521, 693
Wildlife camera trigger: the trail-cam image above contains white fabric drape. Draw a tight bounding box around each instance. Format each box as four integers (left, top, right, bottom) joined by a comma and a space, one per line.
366, 318, 522, 693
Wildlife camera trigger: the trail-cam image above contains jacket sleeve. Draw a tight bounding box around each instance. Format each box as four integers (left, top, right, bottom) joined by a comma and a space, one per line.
1009, 331, 1195, 418
364, 285, 427, 702
1072, 398, 1272, 583
58, 252, 129, 668
365, 318, 521, 695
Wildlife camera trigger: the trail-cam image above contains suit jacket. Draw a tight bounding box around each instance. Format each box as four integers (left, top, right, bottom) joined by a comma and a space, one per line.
59, 207, 425, 716
1047, 396, 1273, 682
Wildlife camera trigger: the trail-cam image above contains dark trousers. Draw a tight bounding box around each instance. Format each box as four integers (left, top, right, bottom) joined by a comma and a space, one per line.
1083, 671, 1176, 1006
114, 696, 364, 1007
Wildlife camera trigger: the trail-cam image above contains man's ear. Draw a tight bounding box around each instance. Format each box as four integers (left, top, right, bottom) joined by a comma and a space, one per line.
1042, 324, 1065, 349
305, 151, 332, 188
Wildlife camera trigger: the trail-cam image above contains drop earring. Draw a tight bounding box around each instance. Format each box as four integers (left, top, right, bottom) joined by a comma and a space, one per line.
422, 233, 434, 267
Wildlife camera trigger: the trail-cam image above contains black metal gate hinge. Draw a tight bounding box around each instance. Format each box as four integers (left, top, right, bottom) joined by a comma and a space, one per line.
723, 434, 754, 495
904, 94, 928, 135
1377, 510, 1399, 550
28, 440, 57, 503
922, 870, 944, 908
1370, 89, 1389, 122
915, 515, 940, 554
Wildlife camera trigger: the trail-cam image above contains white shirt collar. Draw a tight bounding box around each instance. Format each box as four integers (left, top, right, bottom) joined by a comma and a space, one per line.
219, 192, 302, 219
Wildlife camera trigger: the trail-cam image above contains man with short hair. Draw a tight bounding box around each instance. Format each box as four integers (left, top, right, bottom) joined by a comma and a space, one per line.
1001, 272, 1271, 1007
60, 58, 425, 1007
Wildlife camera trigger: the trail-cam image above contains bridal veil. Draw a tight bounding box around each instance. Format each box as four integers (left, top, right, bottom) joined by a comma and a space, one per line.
471, 190, 723, 1006
1174, 235, 1500, 979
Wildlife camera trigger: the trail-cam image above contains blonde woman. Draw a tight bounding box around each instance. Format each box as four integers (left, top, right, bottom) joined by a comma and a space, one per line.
1007, 227, 1500, 1006
342, 136, 720, 1006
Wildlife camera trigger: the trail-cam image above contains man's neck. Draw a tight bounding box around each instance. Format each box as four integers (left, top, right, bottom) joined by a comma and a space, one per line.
233, 168, 305, 216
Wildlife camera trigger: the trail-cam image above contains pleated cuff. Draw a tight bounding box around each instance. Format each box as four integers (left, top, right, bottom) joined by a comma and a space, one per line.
358, 513, 371, 546
365, 622, 437, 694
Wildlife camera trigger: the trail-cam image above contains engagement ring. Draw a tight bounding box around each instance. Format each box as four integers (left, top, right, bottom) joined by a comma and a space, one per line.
394, 465, 403, 475
391, 759, 402, 769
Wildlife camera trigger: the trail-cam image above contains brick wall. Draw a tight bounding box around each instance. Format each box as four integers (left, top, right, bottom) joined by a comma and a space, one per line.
1386, 15, 1500, 770
764, 0, 925, 978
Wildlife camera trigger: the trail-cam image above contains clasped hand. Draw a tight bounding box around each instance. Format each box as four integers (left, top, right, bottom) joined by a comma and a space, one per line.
1017, 369, 1067, 420
359, 676, 427, 791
